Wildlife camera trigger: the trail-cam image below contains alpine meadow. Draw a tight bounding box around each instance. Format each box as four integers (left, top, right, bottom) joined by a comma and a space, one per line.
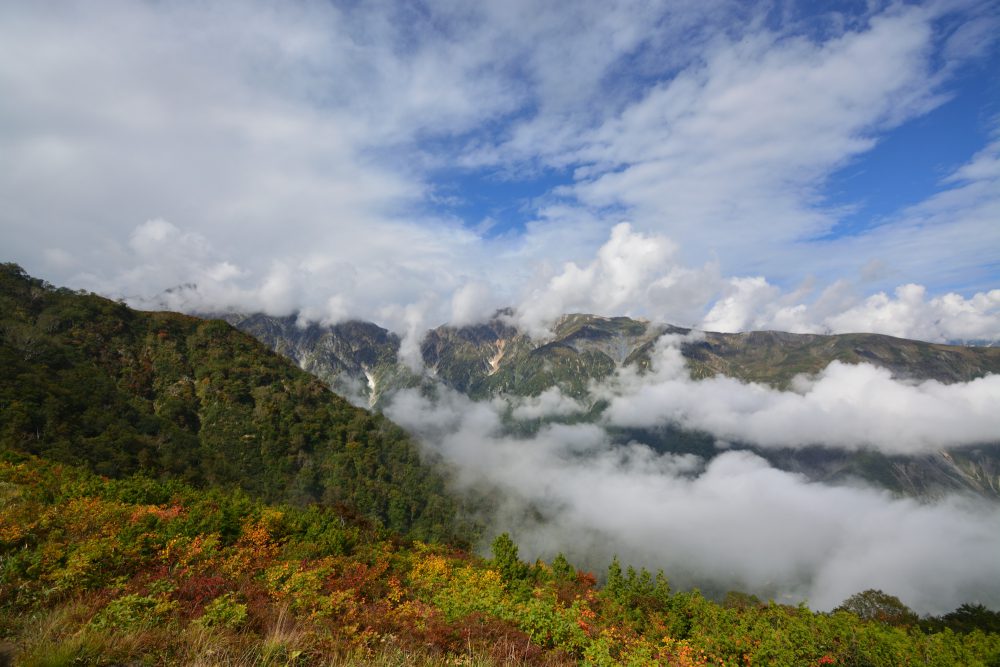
2, 1, 1000, 665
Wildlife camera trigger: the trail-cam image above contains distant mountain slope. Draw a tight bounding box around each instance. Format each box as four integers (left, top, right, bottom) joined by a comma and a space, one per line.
221, 311, 1000, 500
684, 329, 1000, 386
0, 264, 462, 542
222, 311, 1000, 404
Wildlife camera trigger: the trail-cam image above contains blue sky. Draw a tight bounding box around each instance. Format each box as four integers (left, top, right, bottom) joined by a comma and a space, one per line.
821, 40, 999, 243
0, 0, 998, 342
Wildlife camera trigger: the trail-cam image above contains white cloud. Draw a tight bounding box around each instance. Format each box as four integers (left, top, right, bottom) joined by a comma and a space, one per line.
601, 334, 1000, 454
450, 282, 499, 327
699, 275, 1000, 342
514, 222, 720, 337
508, 387, 588, 421
825, 284, 1000, 341
510, 221, 1000, 343
385, 383, 1000, 614
557, 6, 950, 271
700, 277, 783, 334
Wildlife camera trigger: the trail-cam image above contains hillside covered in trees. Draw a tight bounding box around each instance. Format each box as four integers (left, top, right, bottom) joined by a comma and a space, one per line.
0, 263, 461, 542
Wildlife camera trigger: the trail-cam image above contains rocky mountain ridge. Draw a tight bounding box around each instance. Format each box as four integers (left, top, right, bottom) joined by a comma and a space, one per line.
218, 310, 1000, 501
220, 311, 1000, 401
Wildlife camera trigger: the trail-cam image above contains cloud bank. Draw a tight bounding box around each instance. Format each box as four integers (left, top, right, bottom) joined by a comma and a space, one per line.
385, 381, 1000, 615
512, 223, 1000, 342
601, 334, 1000, 454
67, 216, 1000, 348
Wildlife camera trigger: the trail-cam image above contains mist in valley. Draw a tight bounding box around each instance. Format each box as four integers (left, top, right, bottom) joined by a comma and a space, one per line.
383, 334, 1000, 615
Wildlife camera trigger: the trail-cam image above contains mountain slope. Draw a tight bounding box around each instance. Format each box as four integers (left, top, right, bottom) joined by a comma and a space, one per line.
223, 310, 1000, 401
683, 329, 1000, 386
221, 311, 1000, 499
0, 264, 462, 542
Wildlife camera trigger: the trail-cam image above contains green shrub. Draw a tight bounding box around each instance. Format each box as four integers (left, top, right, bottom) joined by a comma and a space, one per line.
196, 592, 248, 630
90, 593, 177, 630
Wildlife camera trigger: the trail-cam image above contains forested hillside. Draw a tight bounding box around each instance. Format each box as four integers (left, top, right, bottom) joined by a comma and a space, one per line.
0, 264, 461, 542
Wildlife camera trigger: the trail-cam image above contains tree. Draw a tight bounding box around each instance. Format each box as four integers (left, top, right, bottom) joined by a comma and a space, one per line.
834, 589, 917, 626
551, 553, 575, 583
606, 556, 624, 596
491, 533, 529, 583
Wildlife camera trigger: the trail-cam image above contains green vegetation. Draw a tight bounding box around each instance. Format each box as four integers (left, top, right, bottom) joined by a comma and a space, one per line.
683, 330, 1000, 388
2, 456, 999, 665
0, 263, 463, 542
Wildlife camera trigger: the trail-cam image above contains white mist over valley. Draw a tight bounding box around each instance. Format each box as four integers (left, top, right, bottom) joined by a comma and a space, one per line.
380, 332, 1000, 614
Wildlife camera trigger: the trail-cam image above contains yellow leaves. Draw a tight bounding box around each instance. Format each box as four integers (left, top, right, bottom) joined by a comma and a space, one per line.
45, 537, 117, 593
129, 503, 185, 524
159, 533, 222, 575
388, 599, 439, 633
265, 560, 329, 600
240, 520, 274, 553
386, 575, 404, 606
409, 553, 452, 589
0, 504, 34, 544
0, 461, 41, 488
660, 637, 718, 667
52, 497, 129, 539
263, 561, 296, 596
325, 588, 361, 621
427, 564, 509, 623
262, 557, 358, 621
0, 521, 27, 544
221, 512, 283, 576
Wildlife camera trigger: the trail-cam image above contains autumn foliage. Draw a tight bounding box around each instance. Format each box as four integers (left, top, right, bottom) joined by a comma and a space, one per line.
2, 456, 999, 666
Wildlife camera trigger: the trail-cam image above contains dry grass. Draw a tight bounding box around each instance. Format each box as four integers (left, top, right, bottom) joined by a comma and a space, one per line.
12, 598, 533, 667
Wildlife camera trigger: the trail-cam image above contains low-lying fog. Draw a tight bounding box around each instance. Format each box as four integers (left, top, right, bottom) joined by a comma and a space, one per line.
385, 334, 1000, 615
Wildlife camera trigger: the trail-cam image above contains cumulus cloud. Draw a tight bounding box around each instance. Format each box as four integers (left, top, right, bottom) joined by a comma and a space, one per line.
63, 211, 1000, 352
385, 383, 1000, 614
824, 284, 1000, 342
509, 222, 1000, 343
513, 223, 719, 336
450, 282, 499, 327
700, 275, 1000, 342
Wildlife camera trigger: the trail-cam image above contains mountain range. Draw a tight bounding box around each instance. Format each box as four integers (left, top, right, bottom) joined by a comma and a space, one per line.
219, 310, 1000, 500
